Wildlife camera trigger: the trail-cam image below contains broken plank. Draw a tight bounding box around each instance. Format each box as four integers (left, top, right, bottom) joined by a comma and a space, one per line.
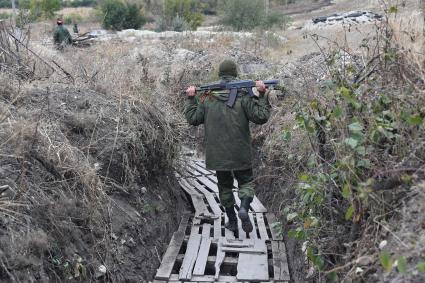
155, 215, 190, 280
179, 179, 209, 216
193, 236, 211, 276
250, 196, 268, 213
272, 241, 290, 281
256, 213, 269, 240
221, 247, 266, 254
266, 213, 283, 241
179, 234, 202, 280
237, 239, 269, 281
222, 238, 254, 248
215, 238, 225, 280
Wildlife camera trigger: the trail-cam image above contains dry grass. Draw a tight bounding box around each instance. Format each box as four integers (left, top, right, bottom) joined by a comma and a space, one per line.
389, 7, 425, 86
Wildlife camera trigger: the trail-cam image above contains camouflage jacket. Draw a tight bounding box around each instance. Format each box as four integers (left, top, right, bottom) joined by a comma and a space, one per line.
53, 26, 72, 45
184, 83, 271, 171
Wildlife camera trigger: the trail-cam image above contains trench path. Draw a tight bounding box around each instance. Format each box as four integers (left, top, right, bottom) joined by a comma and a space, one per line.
154, 158, 290, 282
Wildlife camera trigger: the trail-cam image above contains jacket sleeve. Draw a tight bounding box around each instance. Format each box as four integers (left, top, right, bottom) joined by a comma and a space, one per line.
184, 96, 205, 126
241, 92, 271, 124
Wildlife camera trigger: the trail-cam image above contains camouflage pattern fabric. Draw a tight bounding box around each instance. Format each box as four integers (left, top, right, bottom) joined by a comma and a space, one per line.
53, 26, 72, 46
184, 81, 271, 171
216, 169, 254, 208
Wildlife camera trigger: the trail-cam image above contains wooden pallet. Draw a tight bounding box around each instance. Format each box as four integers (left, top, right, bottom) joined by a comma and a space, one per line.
155, 160, 290, 282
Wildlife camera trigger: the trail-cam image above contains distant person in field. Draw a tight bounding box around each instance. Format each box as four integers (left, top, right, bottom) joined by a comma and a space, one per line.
73, 23, 79, 35
53, 18, 72, 48
184, 60, 271, 234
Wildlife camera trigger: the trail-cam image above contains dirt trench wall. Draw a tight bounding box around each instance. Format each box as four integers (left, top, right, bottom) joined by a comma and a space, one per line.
0, 83, 188, 282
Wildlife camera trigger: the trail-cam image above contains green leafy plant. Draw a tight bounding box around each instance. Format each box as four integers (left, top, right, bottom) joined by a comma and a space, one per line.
162, 0, 203, 31
100, 0, 145, 30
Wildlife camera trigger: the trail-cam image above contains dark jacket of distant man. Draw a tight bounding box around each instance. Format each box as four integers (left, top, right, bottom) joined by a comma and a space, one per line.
53, 19, 72, 48
184, 59, 271, 234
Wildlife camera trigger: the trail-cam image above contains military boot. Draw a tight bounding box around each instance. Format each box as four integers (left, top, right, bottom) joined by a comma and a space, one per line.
224, 207, 238, 233
238, 198, 253, 233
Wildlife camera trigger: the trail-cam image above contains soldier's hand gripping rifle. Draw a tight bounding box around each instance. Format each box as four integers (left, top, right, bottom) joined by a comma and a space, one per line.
190, 79, 282, 107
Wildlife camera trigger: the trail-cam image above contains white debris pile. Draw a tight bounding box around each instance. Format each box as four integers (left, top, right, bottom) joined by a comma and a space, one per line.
115, 29, 286, 44
304, 11, 382, 30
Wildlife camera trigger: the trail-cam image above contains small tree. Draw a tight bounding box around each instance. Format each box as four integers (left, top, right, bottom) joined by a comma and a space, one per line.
162, 0, 203, 31
219, 0, 289, 31
100, 0, 145, 30
24, 0, 61, 19
123, 3, 146, 29
101, 0, 127, 30
219, 0, 264, 31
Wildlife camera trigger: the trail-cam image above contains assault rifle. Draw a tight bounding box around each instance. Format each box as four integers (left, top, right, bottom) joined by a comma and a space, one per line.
193, 79, 281, 108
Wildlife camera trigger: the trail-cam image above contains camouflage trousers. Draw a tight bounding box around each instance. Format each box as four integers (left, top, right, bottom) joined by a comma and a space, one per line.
216, 168, 255, 208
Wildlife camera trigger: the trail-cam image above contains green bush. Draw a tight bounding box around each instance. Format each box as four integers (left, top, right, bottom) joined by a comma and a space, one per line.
262, 11, 292, 29
19, 0, 61, 19
0, 0, 12, 8
162, 0, 203, 31
100, 0, 145, 31
63, 0, 96, 7
218, 0, 291, 30
123, 3, 146, 30
218, 0, 264, 31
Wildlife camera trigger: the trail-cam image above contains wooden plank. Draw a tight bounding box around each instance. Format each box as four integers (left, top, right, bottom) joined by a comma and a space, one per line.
196, 175, 219, 194
176, 254, 238, 266
256, 213, 269, 240
178, 178, 198, 195
272, 241, 290, 281
237, 239, 269, 281
221, 247, 266, 254
193, 236, 211, 276
224, 214, 235, 240
215, 238, 225, 280
191, 217, 201, 236
202, 223, 211, 237
179, 179, 210, 216
222, 238, 254, 248
188, 179, 222, 216
155, 215, 190, 280
206, 174, 218, 183
266, 213, 283, 241
194, 160, 215, 174
179, 234, 202, 280
237, 216, 246, 240
233, 190, 242, 208
214, 217, 222, 239
170, 274, 238, 282
189, 161, 212, 175
250, 196, 268, 213
249, 213, 258, 239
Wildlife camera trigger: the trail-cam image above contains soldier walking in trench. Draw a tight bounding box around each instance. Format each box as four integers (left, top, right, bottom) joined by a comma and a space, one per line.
184, 59, 271, 234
